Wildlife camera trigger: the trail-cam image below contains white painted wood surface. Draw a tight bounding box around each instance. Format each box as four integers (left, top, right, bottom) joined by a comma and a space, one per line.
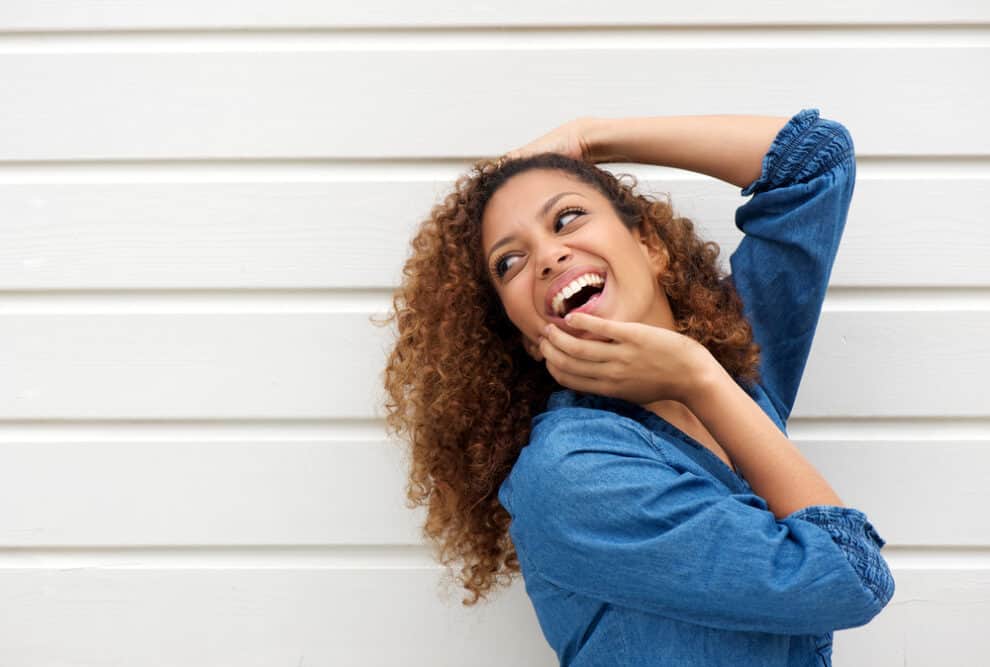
0, 48, 987, 159
1, 1, 988, 29
0, 3, 987, 665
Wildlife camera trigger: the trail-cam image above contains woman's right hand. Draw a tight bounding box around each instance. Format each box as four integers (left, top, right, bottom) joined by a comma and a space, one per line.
501, 117, 605, 163
537, 312, 718, 407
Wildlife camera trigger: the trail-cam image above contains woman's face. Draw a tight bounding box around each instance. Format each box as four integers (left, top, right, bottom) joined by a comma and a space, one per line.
480, 168, 675, 361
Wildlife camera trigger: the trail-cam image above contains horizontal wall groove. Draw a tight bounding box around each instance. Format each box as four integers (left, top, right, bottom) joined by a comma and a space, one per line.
0, 544, 438, 569
0, 544, 983, 569
883, 546, 990, 571
3, 23, 990, 36
0, 417, 988, 441
0, 419, 390, 442
1, 287, 989, 312
0, 288, 400, 312
822, 286, 990, 311
1, 156, 988, 181
786, 417, 990, 440
0, 25, 988, 53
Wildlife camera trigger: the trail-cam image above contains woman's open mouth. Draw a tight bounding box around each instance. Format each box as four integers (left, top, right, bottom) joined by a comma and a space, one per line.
563, 281, 605, 316
547, 271, 608, 322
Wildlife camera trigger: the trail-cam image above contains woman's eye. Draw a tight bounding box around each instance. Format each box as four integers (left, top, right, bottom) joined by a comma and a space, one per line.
495, 254, 518, 277
554, 207, 585, 232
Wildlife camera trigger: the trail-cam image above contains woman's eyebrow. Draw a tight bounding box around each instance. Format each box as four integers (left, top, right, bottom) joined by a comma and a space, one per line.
486, 191, 586, 262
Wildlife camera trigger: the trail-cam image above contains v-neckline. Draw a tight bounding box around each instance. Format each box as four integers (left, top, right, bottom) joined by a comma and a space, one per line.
649, 414, 744, 480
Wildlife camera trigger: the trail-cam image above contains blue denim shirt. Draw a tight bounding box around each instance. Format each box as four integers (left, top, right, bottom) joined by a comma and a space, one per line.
498, 109, 896, 666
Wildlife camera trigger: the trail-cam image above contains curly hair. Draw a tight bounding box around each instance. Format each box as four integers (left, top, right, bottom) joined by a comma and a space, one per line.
372, 152, 762, 607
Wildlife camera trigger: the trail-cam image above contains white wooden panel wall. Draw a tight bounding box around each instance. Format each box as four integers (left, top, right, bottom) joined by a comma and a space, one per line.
1, 3, 988, 665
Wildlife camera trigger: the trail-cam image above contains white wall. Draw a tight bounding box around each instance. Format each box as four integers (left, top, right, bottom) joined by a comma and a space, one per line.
1, 3, 988, 665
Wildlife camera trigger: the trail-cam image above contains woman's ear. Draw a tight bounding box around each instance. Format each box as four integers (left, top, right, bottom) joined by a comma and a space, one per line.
633, 225, 669, 278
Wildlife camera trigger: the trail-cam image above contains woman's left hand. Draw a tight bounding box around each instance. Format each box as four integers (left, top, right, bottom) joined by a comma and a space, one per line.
538, 312, 715, 406
501, 117, 600, 163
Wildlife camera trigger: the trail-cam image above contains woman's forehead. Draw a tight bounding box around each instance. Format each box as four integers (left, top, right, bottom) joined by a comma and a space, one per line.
481, 171, 597, 236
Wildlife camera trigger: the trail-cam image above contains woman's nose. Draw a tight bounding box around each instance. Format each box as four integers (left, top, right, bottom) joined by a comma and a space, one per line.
539, 246, 572, 277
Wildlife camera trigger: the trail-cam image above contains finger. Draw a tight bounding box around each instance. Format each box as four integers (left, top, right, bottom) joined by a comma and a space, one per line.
545, 323, 619, 363
564, 312, 634, 342
540, 336, 612, 380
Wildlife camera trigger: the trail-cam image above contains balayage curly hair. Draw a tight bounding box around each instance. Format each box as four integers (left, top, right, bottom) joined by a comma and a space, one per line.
373, 152, 762, 606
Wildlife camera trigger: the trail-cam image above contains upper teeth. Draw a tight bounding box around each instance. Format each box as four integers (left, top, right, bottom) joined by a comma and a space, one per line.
551, 273, 605, 316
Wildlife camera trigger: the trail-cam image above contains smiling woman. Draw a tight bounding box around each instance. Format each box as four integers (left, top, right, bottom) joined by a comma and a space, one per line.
375, 149, 762, 603
375, 109, 894, 667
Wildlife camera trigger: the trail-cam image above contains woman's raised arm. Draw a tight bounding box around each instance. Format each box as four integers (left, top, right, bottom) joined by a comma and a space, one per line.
686, 358, 846, 519
584, 113, 792, 189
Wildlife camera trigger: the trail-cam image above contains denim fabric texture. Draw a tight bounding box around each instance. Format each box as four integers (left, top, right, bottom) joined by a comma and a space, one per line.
498, 108, 896, 666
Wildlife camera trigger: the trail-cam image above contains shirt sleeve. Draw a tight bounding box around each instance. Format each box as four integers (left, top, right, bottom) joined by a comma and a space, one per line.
729, 108, 856, 423
509, 414, 895, 637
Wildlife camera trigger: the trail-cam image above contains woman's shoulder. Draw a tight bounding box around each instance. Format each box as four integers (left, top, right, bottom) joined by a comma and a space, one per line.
499, 401, 664, 515
501, 403, 666, 504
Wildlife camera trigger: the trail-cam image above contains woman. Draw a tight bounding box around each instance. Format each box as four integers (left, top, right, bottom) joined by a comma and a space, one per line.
379, 108, 895, 666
